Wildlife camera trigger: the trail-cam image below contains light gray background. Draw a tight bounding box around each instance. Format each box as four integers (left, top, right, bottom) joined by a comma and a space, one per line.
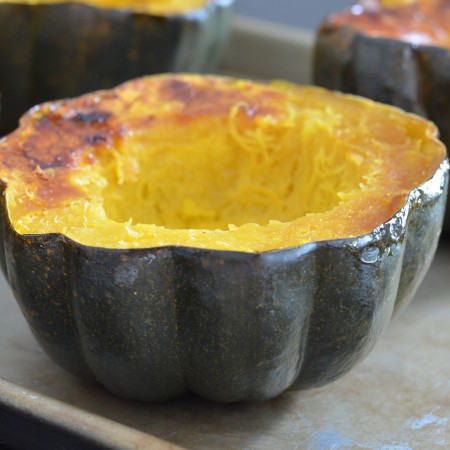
234, 0, 353, 30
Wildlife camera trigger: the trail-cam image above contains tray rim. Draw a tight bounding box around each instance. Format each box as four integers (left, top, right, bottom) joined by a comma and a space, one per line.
0, 377, 184, 450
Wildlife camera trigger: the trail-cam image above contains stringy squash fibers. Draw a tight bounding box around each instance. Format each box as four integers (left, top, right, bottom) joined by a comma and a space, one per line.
0, 0, 207, 14
0, 74, 444, 252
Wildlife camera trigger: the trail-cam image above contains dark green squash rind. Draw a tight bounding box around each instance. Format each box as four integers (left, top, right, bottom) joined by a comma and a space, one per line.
0, 187, 92, 379
313, 24, 450, 231
0, 0, 234, 135
1, 160, 447, 402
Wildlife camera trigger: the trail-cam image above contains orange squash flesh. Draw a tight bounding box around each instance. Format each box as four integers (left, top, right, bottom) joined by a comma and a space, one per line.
0, 0, 208, 14
0, 74, 445, 252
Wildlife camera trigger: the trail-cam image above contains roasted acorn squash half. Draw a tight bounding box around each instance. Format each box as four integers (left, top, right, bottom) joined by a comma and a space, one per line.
0, 74, 447, 402
313, 0, 450, 229
0, 0, 235, 135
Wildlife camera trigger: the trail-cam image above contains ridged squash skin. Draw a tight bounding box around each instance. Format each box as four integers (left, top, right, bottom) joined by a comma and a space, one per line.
0, 0, 234, 135
0, 74, 447, 402
313, 0, 450, 230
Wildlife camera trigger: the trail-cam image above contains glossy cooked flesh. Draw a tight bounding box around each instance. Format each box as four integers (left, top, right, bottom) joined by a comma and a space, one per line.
0, 74, 444, 251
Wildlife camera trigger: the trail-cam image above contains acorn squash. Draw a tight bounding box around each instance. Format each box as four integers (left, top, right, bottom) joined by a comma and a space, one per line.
0, 0, 235, 135
313, 0, 450, 229
0, 74, 447, 402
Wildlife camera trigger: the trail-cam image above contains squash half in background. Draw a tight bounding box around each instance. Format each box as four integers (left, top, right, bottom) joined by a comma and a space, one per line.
314, 0, 450, 228
0, 0, 235, 134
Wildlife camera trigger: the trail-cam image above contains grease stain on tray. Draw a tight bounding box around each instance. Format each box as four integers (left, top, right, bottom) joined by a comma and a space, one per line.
310, 430, 365, 449
407, 412, 448, 430
310, 431, 416, 450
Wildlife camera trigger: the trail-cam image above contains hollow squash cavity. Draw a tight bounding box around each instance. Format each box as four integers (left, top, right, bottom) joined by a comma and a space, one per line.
0, 74, 445, 252
100, 104, 367, 230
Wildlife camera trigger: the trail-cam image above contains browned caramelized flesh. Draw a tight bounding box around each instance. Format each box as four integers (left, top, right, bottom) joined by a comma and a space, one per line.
327, 0, 450, 48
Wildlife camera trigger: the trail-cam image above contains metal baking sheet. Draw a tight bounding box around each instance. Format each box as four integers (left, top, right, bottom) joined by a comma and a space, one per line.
1, 16, 450, 450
